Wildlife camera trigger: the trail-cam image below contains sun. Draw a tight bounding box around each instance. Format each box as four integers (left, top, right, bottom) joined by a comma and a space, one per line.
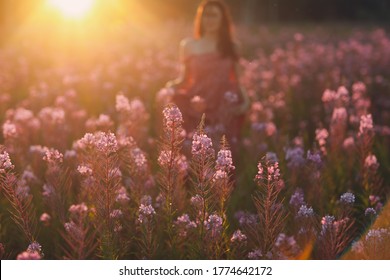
48, 0, 95, 19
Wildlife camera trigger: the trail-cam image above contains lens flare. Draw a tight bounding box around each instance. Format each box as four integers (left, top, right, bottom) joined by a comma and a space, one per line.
48, 0, 95, 19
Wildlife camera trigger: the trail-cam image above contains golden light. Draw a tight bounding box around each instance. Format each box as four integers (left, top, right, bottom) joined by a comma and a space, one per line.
48, 0, 95, 19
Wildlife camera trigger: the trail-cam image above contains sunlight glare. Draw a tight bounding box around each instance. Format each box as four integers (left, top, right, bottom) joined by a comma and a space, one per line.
48, 0, 95, 19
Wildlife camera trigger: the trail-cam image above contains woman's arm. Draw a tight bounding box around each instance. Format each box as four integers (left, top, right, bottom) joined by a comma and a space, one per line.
165, 38, 191, 89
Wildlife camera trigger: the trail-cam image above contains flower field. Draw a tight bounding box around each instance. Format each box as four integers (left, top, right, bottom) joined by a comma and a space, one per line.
0, 23, 389, 260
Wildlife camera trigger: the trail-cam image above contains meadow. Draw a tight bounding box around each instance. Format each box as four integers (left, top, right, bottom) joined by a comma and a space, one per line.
0, 22, 389, 259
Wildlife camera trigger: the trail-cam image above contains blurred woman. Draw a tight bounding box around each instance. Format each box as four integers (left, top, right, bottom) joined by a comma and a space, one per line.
164, 0, 250, 148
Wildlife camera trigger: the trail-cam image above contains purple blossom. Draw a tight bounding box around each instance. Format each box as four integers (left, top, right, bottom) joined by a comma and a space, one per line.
116, 187, 130, 204
115, 94, 131, 113
365, 228, 389, 242
0, 150, 14, 173
77, 165, 93, 176
234, 211, 258, 226
297, 205, 314, 218
175, 214, 197, 237
215, 149, 235, 172
358, 114, 374, 137
285, 147, 305, 169
321, 215, 335, 235
204, 214, 223, 237
138, 204, 156, 224
69, 203, 88, 217
230, 229, 247, 243
289, 188, 305, 208
40, 213, 51, 225
110, 209, 123, 219
191, 132, 214, 156
190, 195, 204, 209
76, 132, 118, 154
364, 154, 379, 170
131, 147, 147, 170
339, 192, 355, 204
365, 208, 377, 217
306, 150, 322, 167
163, 104, 183, 128
248, 248, 262, 259
42, 147, 63, 164
2, 120, 18, 138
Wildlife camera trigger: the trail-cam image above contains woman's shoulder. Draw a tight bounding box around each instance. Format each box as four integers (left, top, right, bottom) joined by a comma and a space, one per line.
179, 37, 198, 61
180, 37, 196, 49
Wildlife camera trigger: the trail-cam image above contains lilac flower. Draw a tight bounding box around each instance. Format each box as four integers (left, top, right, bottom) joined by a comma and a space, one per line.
331, 107, 347, 124
15, 184, 30, 200
94, 132, 118, 154
110, 209, 123, 219
38, 107, 65, 125
297, 205, 314, 218
265, 152, 279, 163
158, 150, 172, 166
116, 187, 130, 204
248, 248, 262, 259
285, 147, 305, 169
358, 114, 373, 137
230, 229, 247, 243
69, 203, 88, 217
175, 214, 197, 237
352, 82, 366, 94
77, 165, 93, 176
190, 195, 204, 209
163, 104, 183, 128
191, 132, 214, 156
321, 215, 335, 235
342, 137, 355, 150
336, 86, 350, 104
140, 195, 152, 206
138, 204, 156, 224
289, 188, 305, 208
0, 150, 14, 173
64, 221, 82, 239
213, 170, 228, 182
204, 214, 223, 237
42, 184, 54, 198
115, 94, 131, 113
131, 147, 148, 170
315, 128, 329, 147
322, 89, 336, 103
76, 132, 118, 154
339, 192, 355, 204
365, 208, 377, 217
365, 228, 389, 242
2, 120, 18, 138
254, 161, 264, 181
42, 148, 63, 164
306, 150, 322, 167
40, 213, 51, 226
351, 241, 364, 254
267, 161, 281, 181
215, 149, 235, 172
27, 242, 42, 254
275, 233, 300, 257
364, 154, 379, 170
234, 211, 258, 226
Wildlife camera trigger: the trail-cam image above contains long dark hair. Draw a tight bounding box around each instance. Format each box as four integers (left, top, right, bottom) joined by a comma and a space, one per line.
194, 0, 238, 61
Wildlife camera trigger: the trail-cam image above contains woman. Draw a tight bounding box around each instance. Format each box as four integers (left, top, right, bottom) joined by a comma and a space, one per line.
164, 0, 250, 148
